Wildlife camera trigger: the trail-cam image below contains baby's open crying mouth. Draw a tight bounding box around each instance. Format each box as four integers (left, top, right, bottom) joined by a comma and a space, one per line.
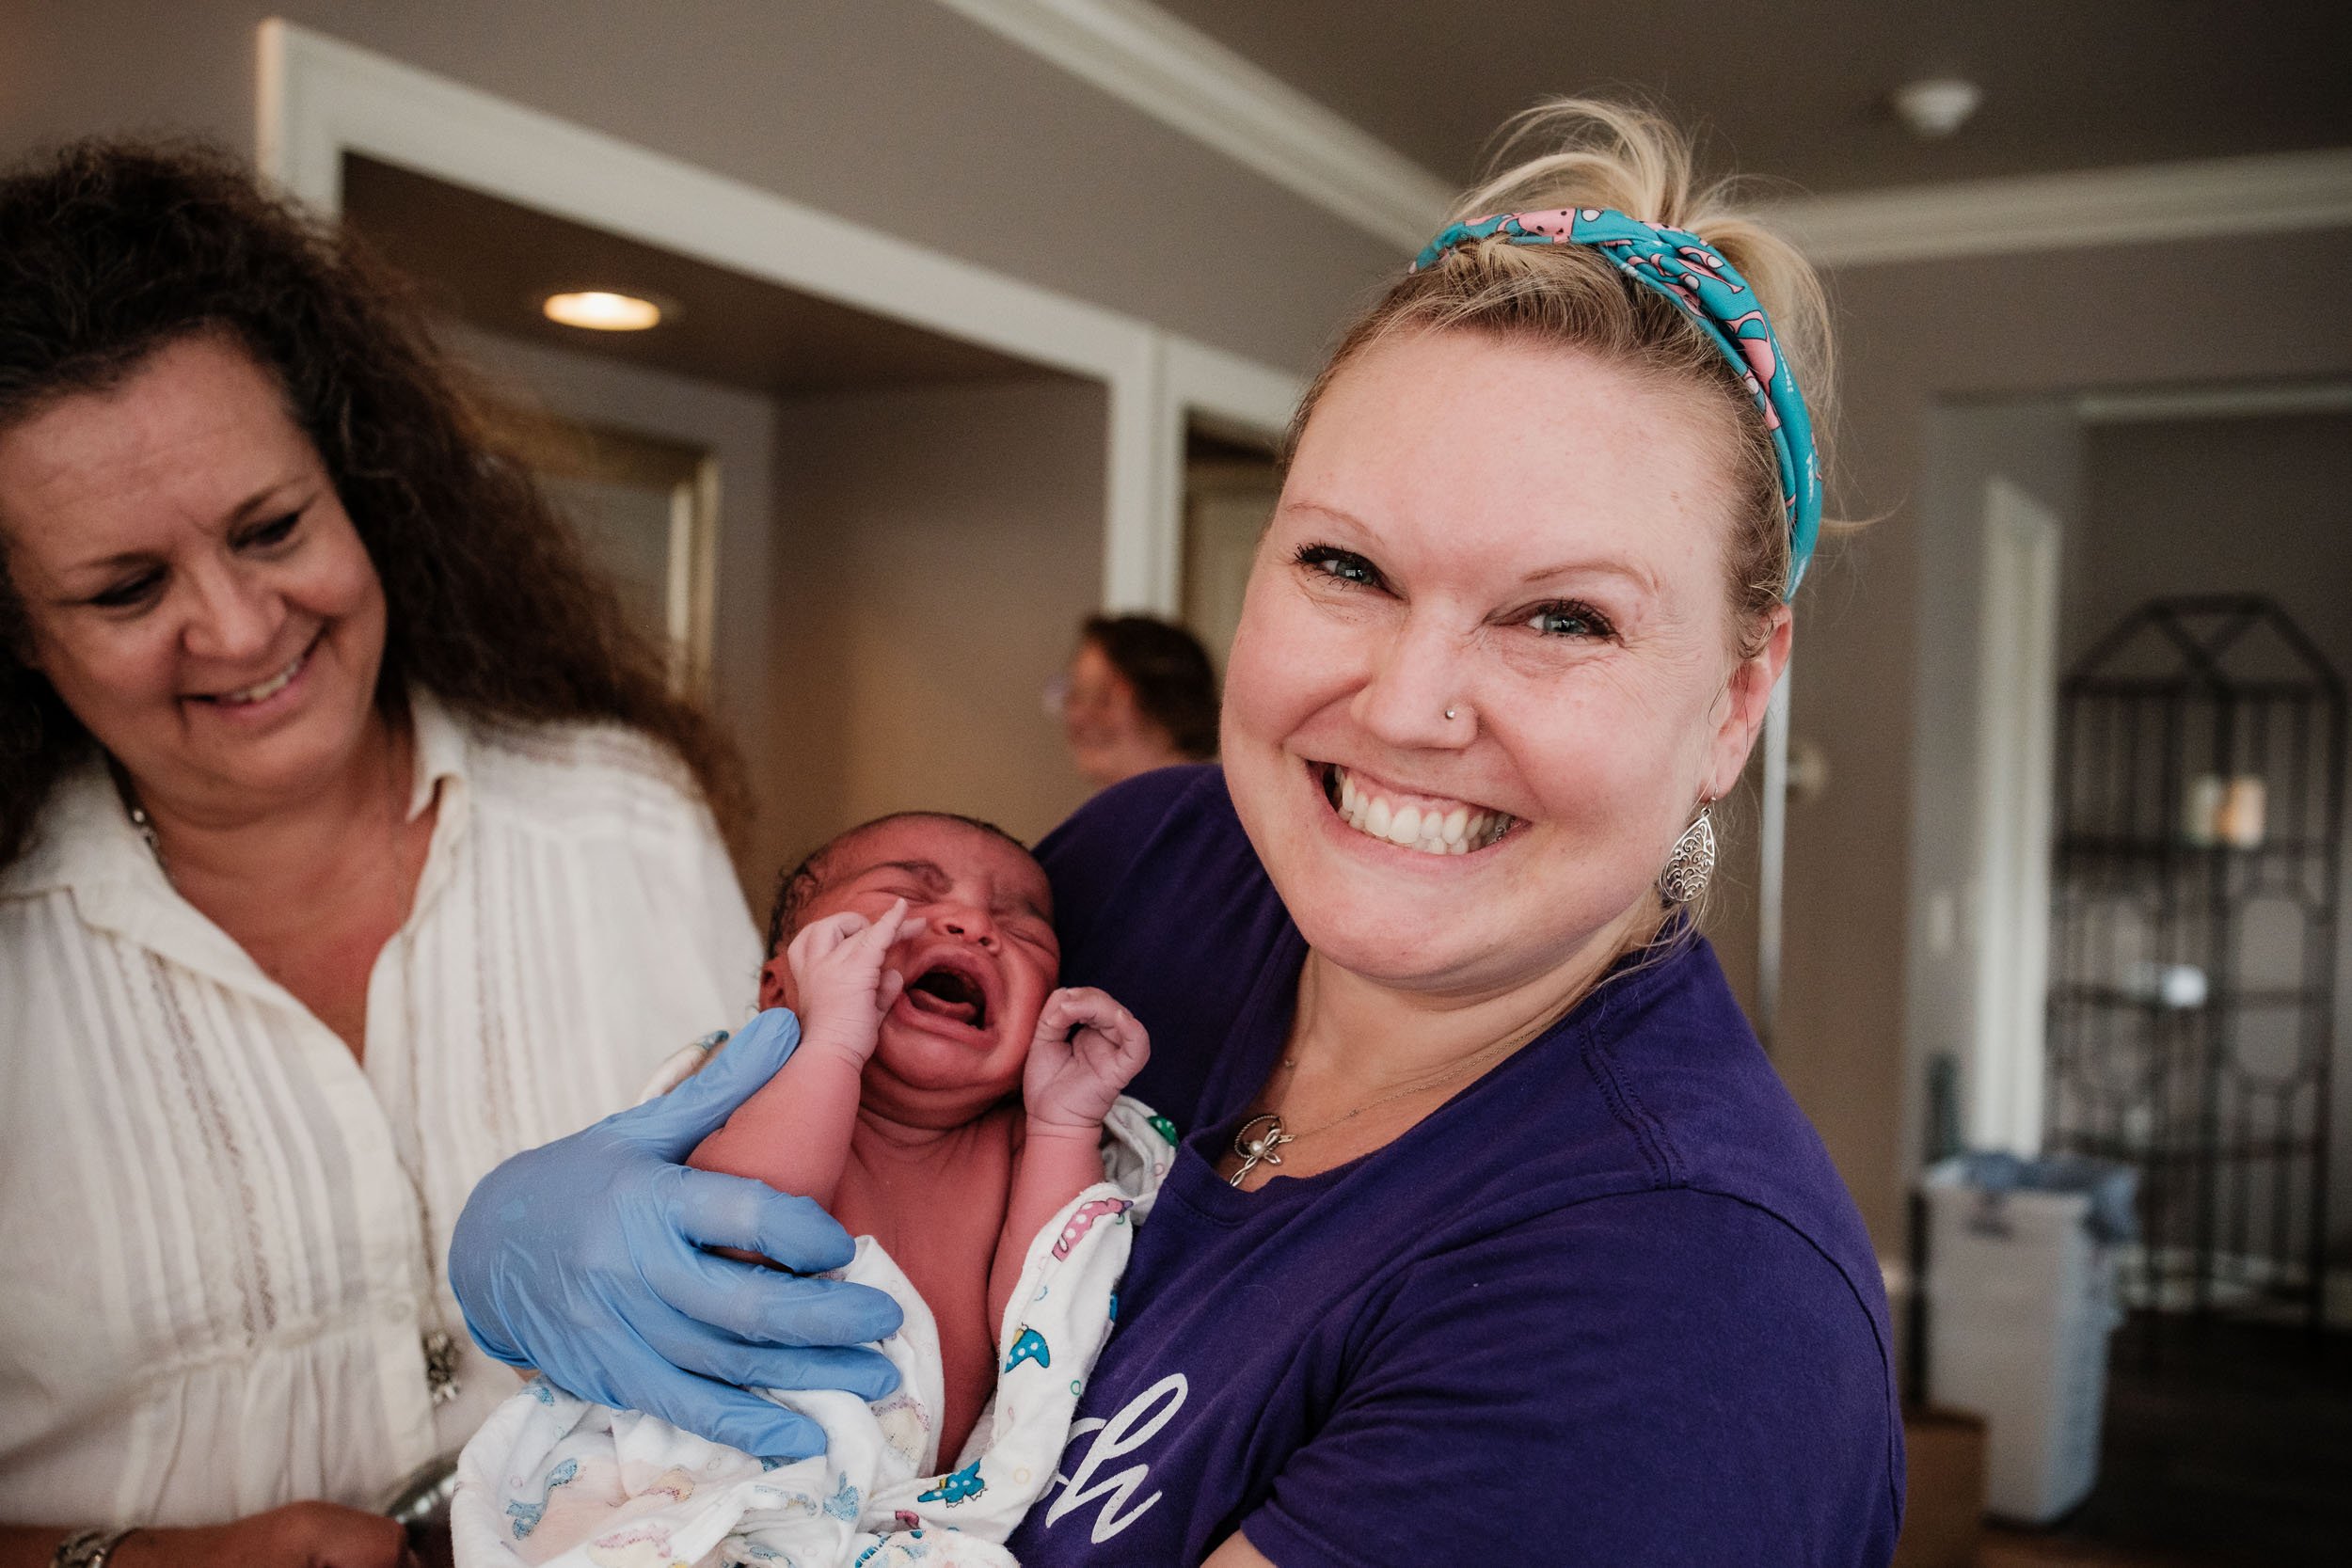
906, 967, 987, 1029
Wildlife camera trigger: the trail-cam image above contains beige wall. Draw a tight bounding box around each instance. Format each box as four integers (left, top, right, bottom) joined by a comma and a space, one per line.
1793, 228, 2352, 1251
2071, 415, 2352, 668
766, 378, 1107, 884
0, 0, 1390, 376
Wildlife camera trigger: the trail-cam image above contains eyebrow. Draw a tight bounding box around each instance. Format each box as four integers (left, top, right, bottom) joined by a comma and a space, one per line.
1283, 499, 1661, 598
1517, 557, 1660, 594
1275, 499, 1368, 532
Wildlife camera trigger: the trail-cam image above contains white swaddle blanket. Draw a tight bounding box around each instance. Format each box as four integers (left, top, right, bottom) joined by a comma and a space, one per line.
452, 1099, 1173, 1568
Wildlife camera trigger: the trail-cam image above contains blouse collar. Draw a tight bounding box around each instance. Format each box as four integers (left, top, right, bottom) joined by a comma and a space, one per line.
1, 688, 474, 1006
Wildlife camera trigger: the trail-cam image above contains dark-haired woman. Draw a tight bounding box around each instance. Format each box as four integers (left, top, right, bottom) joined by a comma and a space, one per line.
0, 143, 898, 1568
1058, 614, 1218, 790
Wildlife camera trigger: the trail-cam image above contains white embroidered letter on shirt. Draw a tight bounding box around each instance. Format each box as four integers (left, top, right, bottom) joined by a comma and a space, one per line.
1044, 1373, 1187, 1544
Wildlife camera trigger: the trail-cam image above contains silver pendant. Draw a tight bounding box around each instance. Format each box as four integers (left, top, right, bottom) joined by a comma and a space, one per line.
1229, 1114, 1293, 1187
421, 1328, 463, 1405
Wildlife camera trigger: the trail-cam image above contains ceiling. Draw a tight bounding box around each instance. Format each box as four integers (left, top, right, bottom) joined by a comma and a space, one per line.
1153, 0, 2352, 196
342, 154, 1065, 398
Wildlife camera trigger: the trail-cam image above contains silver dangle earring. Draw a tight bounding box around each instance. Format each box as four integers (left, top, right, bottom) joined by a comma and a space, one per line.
1657, 802, 1717, 904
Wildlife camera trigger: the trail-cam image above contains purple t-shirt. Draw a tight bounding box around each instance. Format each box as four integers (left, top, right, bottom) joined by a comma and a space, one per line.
1005, 766, 1901, 1567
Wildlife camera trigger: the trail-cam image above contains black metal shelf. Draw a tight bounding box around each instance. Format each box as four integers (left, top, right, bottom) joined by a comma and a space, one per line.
2046, 595, 2344, 1334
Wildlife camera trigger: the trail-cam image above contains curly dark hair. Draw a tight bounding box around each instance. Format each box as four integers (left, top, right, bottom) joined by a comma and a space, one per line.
1081, 614, 1218, 760
0, 137, 744, 868
763, 811, 1030, 957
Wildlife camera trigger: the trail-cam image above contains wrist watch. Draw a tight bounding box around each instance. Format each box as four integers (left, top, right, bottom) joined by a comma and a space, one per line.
51, 1528, 135, 1568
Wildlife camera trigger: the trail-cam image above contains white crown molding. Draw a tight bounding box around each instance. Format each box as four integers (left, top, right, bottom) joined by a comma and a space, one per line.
1773, 146, 2352, 268
930, 0, 1453, 254
930, 4, 2350, 271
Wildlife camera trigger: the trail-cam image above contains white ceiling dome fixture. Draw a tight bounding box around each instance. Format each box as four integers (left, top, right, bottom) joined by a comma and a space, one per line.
1891, 77, 1985, 139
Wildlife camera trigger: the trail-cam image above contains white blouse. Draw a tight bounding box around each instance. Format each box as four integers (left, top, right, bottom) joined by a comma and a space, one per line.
0, 690, 762, 1528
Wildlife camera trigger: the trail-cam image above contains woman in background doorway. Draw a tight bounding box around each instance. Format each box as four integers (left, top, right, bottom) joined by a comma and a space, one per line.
1057, 613, 1219, 789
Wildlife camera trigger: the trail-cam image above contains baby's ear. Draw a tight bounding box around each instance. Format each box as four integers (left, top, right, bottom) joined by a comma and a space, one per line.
757, 953, 796, 1012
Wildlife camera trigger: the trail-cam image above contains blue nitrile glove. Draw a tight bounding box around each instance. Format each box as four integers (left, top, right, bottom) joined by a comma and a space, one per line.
448, 1008, 904, 1459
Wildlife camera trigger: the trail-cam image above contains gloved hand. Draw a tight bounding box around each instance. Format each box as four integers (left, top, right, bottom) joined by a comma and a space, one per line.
448, 1008, 905, 1459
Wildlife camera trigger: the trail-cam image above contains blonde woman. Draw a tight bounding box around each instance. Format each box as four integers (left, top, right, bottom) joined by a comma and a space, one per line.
458, 102, 1899, 1567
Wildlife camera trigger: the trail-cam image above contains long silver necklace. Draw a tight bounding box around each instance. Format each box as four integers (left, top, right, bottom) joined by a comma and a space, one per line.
115, 768, 462, 1407
1226, 1027, 1534, 1188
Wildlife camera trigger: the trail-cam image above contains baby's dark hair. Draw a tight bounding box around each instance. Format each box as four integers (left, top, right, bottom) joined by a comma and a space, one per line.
765, 811, 1032, 956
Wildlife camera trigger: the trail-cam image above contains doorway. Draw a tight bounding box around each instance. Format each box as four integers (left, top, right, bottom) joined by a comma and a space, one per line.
1179, 420, 1281, 674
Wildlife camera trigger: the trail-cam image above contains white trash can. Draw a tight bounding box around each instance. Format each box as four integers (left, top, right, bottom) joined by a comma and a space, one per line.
1920, 1156, 2134, 1525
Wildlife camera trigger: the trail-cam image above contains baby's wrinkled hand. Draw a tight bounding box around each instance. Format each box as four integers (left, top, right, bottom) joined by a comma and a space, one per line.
787, 900, 927, 1063
1025, 987, 1151, 1133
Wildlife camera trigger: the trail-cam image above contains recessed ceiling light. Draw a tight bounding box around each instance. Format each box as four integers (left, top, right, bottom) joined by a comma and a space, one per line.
542, 291, 663, 331
1891, 77, 1983, 139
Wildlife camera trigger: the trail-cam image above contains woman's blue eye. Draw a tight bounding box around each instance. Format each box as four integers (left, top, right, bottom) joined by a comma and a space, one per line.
1528, 602, 1612, 639
1293, 544, 1380, 587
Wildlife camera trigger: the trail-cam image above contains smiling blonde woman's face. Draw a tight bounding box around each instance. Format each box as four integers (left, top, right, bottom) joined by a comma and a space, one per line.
1220, 329, 1787, 1000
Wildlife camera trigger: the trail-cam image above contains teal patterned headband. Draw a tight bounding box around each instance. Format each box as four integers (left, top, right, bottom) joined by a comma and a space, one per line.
1413, 206, 1821, 597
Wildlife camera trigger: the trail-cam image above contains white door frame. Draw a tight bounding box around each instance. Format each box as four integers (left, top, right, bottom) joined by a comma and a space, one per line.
255, 19, 1302, 616
1967, 476, 2064, 1153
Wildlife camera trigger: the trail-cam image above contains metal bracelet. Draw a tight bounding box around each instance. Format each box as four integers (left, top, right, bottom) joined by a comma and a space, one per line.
51, 1528, 135, 1568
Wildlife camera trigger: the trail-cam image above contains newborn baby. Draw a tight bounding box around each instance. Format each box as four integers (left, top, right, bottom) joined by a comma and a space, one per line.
454, 813, 1167, 1568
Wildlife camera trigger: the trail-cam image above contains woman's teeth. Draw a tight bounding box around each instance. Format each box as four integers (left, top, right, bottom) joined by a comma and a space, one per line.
212, 651, 304, 706
1331, 767, 1512, 856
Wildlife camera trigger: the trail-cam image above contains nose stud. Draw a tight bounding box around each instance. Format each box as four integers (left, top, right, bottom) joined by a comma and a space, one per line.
1444, 705, 1459, 721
